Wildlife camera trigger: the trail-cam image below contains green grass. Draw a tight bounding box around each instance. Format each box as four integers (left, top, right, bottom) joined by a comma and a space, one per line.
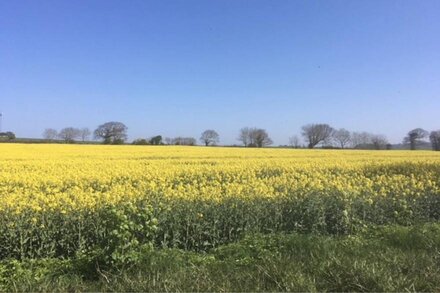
1, 224, 440, 292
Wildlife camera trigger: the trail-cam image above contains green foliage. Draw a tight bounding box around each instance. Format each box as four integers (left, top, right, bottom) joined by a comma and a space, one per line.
1, 192, 439, 259
0, 132, 15, 141
132, 138, 149, 145
1, 224, 440, 292
112, 138, 125, 145
151, 192, 440, 250
0, 202, 158, 262
149, 135, 162, 145
90, 202, 158, 267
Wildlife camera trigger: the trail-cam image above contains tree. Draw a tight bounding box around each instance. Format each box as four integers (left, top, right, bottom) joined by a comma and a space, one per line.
238, 127, 272, 147
371, 134, 388, 150
403, 128, 428, 150
333, 128, 351, 149
42, 128, 58, 141
301, 124, 334, 148
80, 128, 91, 142
150, 135, 163, 145
238, 127, 252, 147
172, 137, 196, 146
289, 135, 301, 148
351, 132, 390, 150
186, 137, 197, 146
351, 132, 372, 148
430, 130, 440, 151
0, 132, 15, 140
6, 132, 15, 140
200, 130, 219, 146
94, 122, 128, 144
58, 127, 81, 143
164, 137, 172, 145
252, 129, 272, 147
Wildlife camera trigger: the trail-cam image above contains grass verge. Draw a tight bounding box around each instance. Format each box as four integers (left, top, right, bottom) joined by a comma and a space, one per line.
1, 224, 439, 292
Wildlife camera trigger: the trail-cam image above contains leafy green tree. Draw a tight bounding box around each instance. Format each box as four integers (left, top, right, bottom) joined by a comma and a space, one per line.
94, 122, 128, 144
150, 135, 163, 145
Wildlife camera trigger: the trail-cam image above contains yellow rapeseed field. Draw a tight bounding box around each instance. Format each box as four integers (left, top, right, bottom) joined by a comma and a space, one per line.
1, 143, 440, 257
1, 144, 439, 213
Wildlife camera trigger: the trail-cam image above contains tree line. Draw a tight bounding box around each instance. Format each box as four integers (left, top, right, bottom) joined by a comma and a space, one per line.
41, 121, 440, 151
293, 124, 440, 151
0, 131, 16, 141
294, 124, 391, 150
43, 127, 92, 143
133, 130, 219, 146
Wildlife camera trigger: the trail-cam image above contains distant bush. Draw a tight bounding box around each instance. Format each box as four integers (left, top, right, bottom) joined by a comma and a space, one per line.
132, 138, 149, 145
172, 137, 197, 146
149, 135, 163, 145
0, 132, 15, 140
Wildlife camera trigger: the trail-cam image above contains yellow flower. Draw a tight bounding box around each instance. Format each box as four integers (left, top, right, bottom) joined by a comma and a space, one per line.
0, 144, 438, 216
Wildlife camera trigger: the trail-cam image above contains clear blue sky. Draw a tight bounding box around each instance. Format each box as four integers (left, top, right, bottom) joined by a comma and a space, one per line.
1, 0, 439, 145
